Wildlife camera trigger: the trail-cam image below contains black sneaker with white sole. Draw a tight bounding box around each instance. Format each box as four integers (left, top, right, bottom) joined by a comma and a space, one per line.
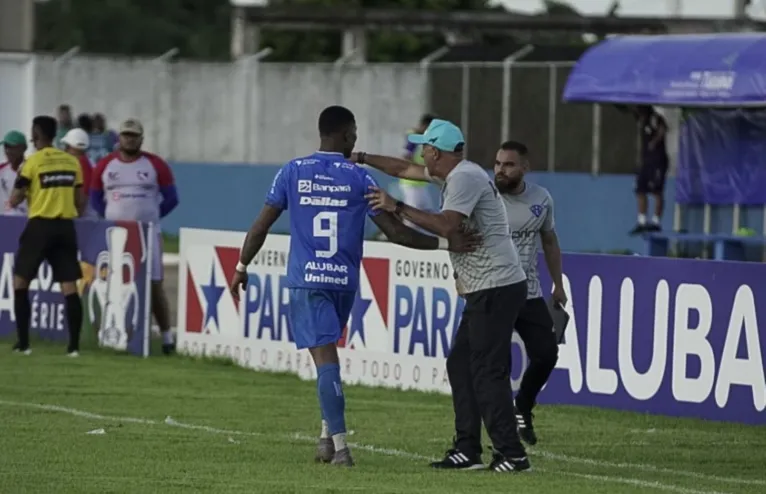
430, 448, 484, 470
488, 450, 531, 473
12, 341, 31, 355
514, 405, 538, 445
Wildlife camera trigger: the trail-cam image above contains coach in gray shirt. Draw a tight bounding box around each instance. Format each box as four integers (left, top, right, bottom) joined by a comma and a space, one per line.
360, 119, 531, 473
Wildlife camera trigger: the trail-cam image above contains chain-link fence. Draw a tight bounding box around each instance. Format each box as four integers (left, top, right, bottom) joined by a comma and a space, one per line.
427, 62, 641, 174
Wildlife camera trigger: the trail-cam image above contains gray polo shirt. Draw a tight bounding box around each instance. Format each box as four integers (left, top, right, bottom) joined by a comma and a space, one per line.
434, 160, 526, 294
501, 182, 555, 299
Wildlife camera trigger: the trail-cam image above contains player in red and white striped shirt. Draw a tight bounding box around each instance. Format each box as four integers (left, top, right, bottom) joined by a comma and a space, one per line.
90, 118, 180, 354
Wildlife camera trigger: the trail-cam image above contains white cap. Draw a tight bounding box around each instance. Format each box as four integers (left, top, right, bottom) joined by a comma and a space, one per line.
61, 128, 89, 150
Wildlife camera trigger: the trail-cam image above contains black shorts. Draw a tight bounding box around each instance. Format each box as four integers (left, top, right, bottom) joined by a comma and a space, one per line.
635, 157, 669, 195
14, 218, 82, 283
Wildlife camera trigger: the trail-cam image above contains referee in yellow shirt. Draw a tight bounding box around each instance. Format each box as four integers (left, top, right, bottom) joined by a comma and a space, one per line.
9, 116, 87, 356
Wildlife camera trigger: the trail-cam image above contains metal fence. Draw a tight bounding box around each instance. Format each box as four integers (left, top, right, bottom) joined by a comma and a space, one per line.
0, 53, 650, 172
427, 62, 642, 174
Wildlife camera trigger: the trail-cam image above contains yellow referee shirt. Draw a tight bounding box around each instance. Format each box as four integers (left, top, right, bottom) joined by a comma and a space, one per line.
18, 147, 82, 219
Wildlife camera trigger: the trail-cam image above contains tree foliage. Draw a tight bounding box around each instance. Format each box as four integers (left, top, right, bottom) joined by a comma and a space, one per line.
34, 0, 583, 61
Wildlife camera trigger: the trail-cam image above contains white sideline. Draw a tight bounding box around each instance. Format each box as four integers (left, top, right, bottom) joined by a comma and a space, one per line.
0, 399, 749, 494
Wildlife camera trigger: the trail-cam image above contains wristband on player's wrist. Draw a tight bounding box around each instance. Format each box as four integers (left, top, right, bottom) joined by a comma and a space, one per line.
438, 238, 449, 250
235, 261, 247, 273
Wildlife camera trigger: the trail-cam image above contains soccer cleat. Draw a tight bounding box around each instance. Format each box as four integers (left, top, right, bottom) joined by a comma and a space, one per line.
12, 342, 31, 355
430, 448, 485, 470
315, 437, 335, 463
514, 406, 538, 445
66, 351, 80, 358
162, 342, 176, 356
488, 450, 531, 473
330, 447, 354, 467
629, 224, 647, 236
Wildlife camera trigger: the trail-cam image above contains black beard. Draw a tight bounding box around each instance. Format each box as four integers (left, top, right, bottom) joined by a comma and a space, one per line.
494, 177, 521, 193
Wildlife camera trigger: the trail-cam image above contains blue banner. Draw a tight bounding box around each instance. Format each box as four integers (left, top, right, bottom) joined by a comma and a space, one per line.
0, 216, 152, 356
537, 253, 766, 425
676, 109, 766, 205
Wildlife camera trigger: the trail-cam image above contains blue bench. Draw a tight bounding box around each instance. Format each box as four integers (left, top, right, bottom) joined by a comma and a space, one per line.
645, 232, 766, 261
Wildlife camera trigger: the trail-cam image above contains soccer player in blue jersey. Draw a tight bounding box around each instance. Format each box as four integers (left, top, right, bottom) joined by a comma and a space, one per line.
229, 106, 479, 467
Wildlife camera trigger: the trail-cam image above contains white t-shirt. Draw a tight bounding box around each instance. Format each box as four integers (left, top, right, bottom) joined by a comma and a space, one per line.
0, 161, 26, 215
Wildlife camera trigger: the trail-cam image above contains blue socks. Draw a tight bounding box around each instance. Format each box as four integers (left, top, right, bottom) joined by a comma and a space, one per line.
317, 363, 346, 437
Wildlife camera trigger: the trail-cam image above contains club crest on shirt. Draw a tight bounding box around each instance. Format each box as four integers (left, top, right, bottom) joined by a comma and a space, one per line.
529, 204, 544, 218
137, 171, 150, 181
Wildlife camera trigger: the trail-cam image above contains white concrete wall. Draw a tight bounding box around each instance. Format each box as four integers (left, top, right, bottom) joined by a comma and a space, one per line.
26, 55, 427, 164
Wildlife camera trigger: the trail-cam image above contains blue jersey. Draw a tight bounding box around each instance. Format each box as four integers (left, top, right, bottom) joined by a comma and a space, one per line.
265, 151, 380, 292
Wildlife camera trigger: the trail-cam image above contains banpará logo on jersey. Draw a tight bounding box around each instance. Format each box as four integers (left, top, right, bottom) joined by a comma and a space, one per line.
298, 180, 312, 193
529, 204, 545, 218
314, 183, 351, 193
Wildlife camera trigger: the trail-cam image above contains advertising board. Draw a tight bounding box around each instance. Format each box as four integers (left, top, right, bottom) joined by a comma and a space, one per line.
177, 228, 766, 424
0, 216, 153, 356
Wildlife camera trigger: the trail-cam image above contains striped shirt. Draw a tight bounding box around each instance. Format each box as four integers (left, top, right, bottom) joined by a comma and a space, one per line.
501, 182, 555, 299
437, 160, 526, 294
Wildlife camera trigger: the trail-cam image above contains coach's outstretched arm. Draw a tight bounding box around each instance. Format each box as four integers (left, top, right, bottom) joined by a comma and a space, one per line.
229, 205, 283, 298
352, 152, 429, 183
371, 211, 478, 253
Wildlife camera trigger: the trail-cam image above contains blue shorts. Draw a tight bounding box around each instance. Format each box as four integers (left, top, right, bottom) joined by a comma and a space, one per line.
288, 288, 356, 350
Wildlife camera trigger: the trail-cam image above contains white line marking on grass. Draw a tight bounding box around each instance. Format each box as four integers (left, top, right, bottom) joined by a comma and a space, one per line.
532, 449, 766, 487
0, 399, 742, 494
164, 416, 263, 437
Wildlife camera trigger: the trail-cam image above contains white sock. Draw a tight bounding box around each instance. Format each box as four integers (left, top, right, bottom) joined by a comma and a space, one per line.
320, 420, 330, 439
651, 215, 660, 225
332, 432, 347, 451
637, 214, 647, 225
162, 331, 174, 345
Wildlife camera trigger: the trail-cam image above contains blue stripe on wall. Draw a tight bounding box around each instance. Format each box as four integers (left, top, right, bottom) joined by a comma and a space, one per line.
163, 162, 766, 253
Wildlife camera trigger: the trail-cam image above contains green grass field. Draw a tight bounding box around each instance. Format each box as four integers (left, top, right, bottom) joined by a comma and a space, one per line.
1, 340, 764, 494
162, 232, 179, 254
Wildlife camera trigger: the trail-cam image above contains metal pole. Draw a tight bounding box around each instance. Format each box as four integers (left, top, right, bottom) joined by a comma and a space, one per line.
154, 48, 179, 64
243, 47, 272, 163
547, 64, 557, 172
231, 7, 246, 59
702, 204, 712, 258
732, 204, 741, 233
501, 44, 534, 143
419, 46, 450, 69
591, 104, 602, 175
460, 63, 470, 155
53, 46, 80, 108
152, 49, 178, 158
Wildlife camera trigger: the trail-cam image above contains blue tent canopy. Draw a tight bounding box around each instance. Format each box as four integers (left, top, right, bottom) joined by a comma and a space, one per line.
563, 34, 766, 107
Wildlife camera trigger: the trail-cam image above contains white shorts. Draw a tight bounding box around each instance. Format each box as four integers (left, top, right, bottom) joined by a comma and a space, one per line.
150, 227, 163, 282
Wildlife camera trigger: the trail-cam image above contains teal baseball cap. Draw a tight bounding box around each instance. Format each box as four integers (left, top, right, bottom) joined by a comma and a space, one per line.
1, 130, 27, 147
407, 119, 465, 152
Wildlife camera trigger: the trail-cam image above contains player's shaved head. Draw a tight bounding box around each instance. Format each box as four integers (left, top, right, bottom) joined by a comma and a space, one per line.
32, 116, 57, 141
318, 106, 356, 137
318, 106, 357, 158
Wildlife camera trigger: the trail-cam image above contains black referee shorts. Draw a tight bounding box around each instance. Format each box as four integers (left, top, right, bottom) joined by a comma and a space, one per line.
15, 218, 82, 283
